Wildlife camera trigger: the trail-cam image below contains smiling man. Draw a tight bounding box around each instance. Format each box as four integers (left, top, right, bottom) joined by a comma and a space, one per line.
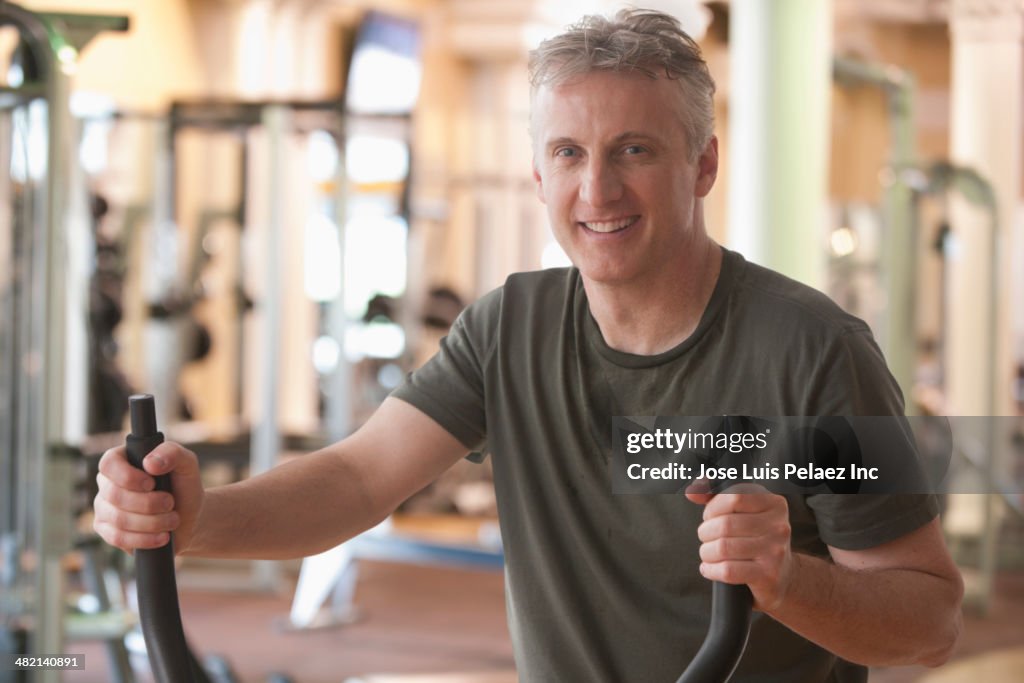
94, 9, 963, 682
531, 66, 721, 354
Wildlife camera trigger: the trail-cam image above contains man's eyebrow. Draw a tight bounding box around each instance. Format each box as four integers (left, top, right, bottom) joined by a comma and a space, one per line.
611, 131, 660, 143
545, 136, 577, 149
544, 132, 661, 149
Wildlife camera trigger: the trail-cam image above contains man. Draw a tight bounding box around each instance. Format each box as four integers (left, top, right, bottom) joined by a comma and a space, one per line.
94, 9, 962, 682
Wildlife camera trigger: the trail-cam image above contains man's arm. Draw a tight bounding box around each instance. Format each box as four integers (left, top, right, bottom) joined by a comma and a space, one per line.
95, 397, 468, 560
689, 489, 963, 667
769, 517, 963, 667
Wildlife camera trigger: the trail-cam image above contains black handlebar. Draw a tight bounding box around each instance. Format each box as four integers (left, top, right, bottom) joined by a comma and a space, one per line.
676, 414, 757, 682
676, 581, 753, 682
124, 394, 199, 683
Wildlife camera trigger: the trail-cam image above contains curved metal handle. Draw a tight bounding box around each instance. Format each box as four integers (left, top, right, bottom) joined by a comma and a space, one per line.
675, 581, 753, 683
124, 394, 199, 683
677, 415, 755, 682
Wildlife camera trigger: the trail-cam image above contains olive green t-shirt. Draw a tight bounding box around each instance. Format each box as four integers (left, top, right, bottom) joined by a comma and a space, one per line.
393, 248, 937, 682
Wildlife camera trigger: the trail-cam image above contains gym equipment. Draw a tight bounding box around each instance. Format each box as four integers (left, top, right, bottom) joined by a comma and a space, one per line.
124, 390, 752, 683
123, 395, 196, 683
675, 416, 754, 682
124, 394, 295, 683
832, 56, 1017, 614
677, 583, 751, 683
0, 6, 127, 682
68, 536, 135, 683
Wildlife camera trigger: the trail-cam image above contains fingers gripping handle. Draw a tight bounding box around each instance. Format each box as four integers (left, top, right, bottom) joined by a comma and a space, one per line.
124, 394, 198, 683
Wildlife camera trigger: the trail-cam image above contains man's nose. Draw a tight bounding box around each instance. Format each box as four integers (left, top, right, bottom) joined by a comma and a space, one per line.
579, 158, 623, 206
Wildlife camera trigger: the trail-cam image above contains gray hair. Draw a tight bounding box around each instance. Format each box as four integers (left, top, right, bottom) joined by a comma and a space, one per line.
528, 8, 716, 160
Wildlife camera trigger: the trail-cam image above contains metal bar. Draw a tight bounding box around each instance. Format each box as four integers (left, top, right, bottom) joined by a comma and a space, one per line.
250, 105, 290, 591
0, 109, 15, 541
832, 57, 918, 412
324, 122, 351, 442
37, 28, 75, 683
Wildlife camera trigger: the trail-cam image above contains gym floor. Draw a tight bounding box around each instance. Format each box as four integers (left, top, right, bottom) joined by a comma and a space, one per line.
63, 562, 1024, 683
66, 559, 513, 683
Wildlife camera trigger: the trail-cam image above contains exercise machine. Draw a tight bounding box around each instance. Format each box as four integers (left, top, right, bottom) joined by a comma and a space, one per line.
124, 393, 753, 683
0, 6, 127, 682
125, 395, 293, 683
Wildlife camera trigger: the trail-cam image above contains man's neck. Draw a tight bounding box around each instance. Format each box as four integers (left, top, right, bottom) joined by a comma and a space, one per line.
584, 239, 723, 356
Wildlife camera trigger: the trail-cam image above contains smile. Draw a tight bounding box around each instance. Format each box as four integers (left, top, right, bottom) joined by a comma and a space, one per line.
579, 216, 639, 234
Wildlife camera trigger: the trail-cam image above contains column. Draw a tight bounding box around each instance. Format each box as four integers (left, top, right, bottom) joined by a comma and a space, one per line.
946, 0, 1023, 615
947, 0, 1021, 417
727, 0, 833, 288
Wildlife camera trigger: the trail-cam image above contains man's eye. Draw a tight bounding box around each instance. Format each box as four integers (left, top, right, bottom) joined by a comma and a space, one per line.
623, 145, 646, 155
555, 147, 577, 158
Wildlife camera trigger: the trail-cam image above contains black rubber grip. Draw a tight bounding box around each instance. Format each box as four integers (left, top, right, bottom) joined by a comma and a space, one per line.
124, 394, 198, 683
675, 581, 753, 683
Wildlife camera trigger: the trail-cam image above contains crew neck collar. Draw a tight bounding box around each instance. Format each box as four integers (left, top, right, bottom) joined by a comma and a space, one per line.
581, 246, 741, 369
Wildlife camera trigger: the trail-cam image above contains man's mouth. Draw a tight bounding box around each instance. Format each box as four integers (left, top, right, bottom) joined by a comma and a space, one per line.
579, 216, 639, 234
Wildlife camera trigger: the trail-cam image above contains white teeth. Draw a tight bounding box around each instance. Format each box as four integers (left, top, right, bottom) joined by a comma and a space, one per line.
582, 217, 636, 233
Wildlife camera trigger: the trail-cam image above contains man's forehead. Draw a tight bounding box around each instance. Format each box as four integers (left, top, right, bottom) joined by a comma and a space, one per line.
531, 71, 685, 121
531, 73, 685, 139
535, 68, 674, 95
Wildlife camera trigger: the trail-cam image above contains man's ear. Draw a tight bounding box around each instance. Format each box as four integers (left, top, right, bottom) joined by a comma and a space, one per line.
532, 161, 547, 205
694, 136, 719, 198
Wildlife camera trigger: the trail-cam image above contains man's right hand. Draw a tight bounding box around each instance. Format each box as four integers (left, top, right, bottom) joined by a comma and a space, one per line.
93, 442, 205, 554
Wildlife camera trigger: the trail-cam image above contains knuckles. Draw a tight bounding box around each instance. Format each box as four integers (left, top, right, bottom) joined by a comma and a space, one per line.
716, 563, 742, 584
105, 527, 127, 550
717, 515, 737, 536
148, 495, 170, 514
107, 508, 126, 528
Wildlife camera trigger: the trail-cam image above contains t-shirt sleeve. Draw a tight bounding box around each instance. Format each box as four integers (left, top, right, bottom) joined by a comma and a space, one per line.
389, 288, 500, 452
802, 327, 939, 551
806, 494, 939, 551
803, 326, 905, 415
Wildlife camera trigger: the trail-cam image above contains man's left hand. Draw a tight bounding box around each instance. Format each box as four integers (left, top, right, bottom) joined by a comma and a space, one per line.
685, 483, 793, 612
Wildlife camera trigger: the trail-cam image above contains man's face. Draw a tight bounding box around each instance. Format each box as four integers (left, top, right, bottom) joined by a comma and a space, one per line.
532, 70, 717, 286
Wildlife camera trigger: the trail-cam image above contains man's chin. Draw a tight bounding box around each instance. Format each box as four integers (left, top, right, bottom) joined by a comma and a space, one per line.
576, 263, 641, 287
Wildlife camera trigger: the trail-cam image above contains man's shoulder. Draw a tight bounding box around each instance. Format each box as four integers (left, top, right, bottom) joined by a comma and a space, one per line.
723, 252, 901, 413
468, 267, 577, 314
458, 267, 577, 334
728, 253, 870, 338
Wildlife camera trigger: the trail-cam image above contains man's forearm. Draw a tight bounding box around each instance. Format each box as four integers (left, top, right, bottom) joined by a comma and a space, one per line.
183, 448, 385, 560
766, 552, 963, 667
176, 398, 470, 560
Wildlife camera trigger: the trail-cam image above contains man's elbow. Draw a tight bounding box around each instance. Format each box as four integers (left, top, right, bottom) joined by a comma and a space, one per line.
918, 612, 962, 667
918, 574, 965, 667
